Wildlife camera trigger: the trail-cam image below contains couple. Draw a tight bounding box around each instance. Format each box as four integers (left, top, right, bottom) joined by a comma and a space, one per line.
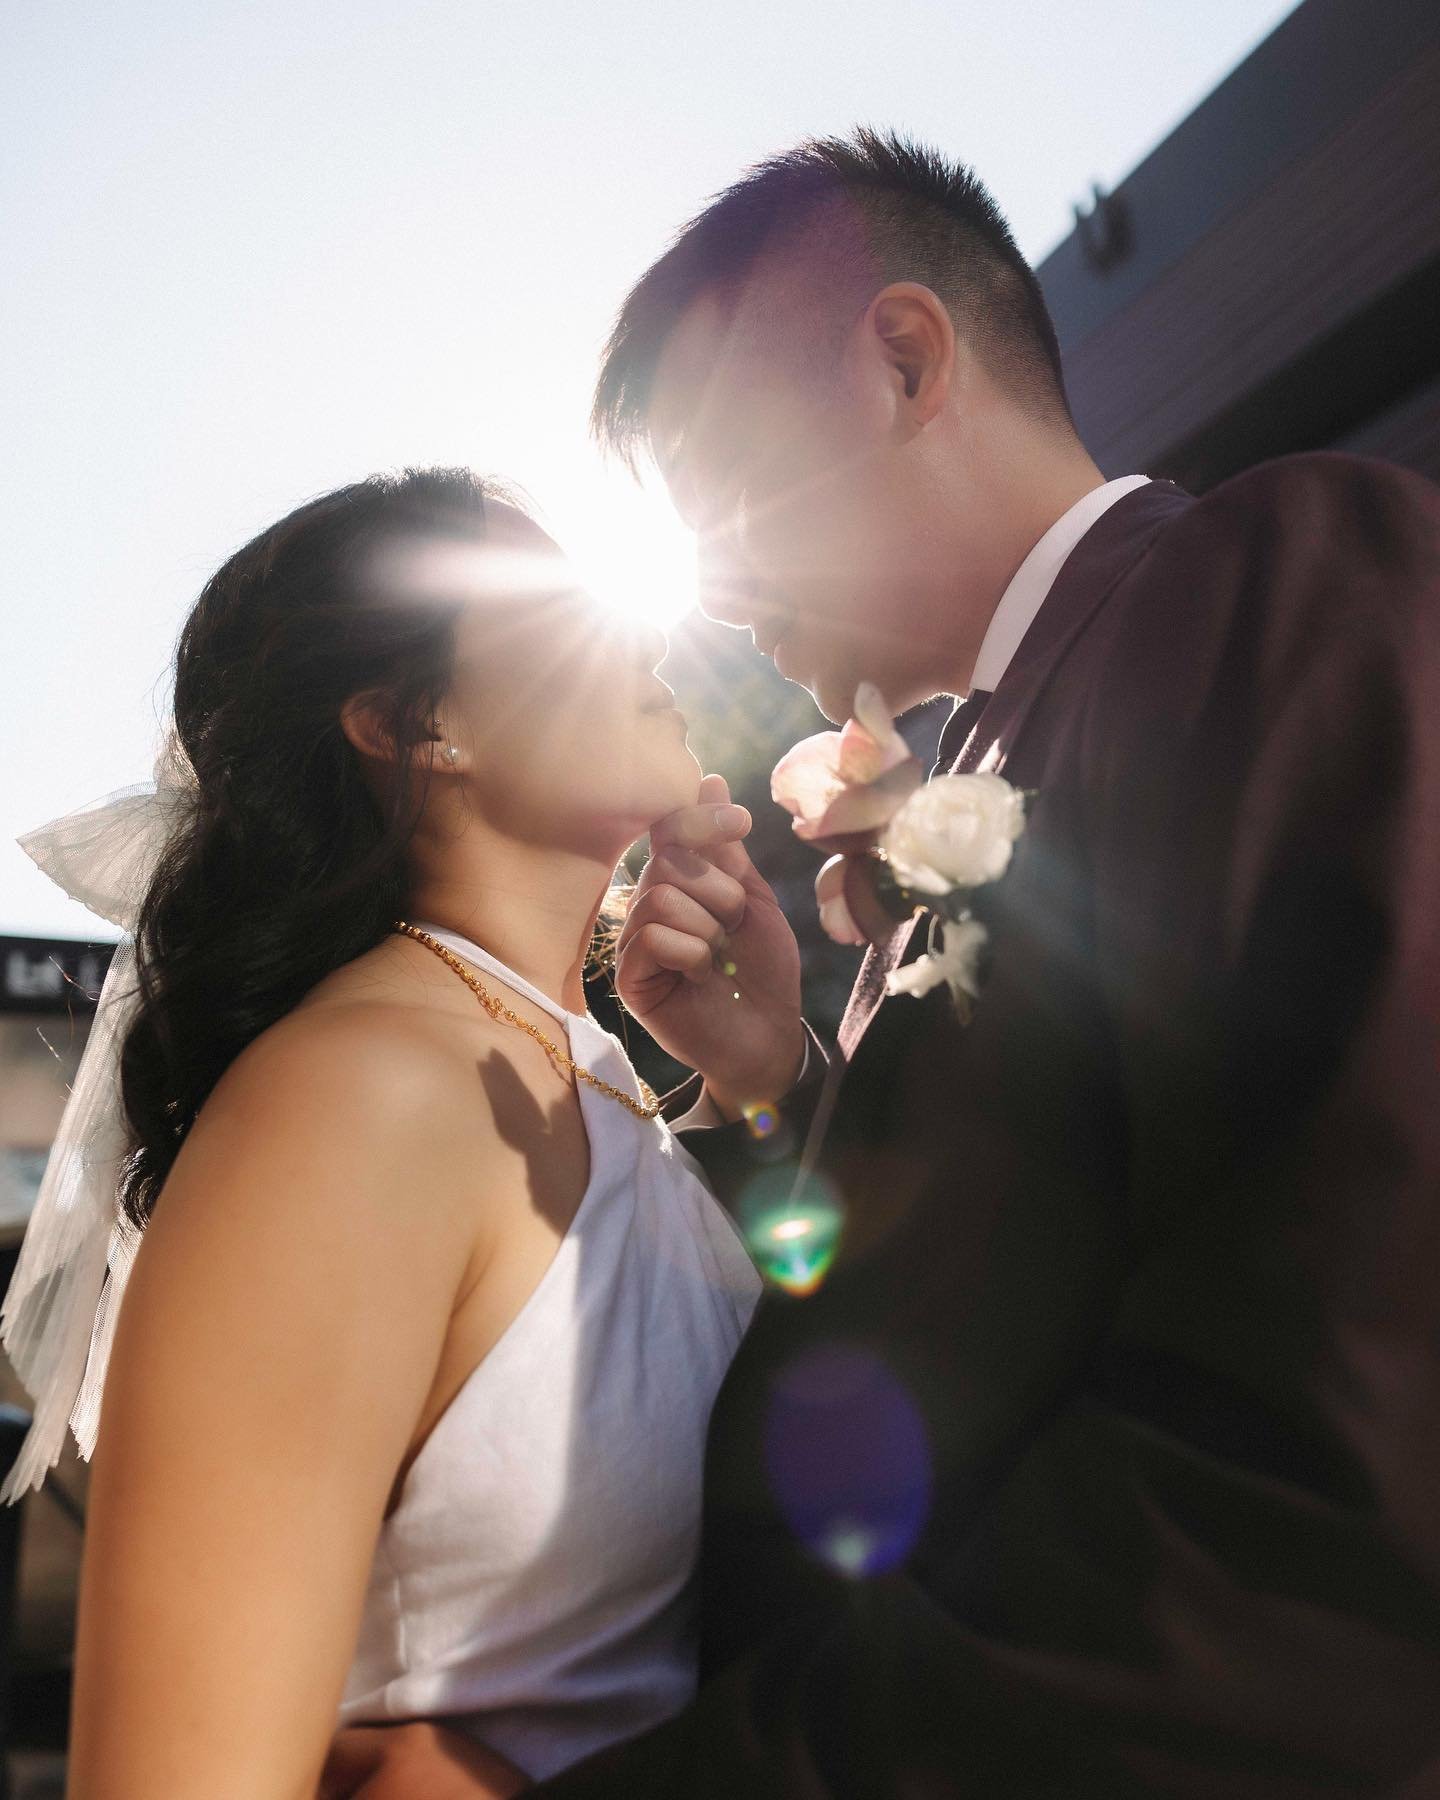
6, 130, 1440, 1797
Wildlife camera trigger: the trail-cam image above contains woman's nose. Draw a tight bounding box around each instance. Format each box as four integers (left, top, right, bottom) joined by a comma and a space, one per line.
611, 611, 666, 671
634, 621, 667, 671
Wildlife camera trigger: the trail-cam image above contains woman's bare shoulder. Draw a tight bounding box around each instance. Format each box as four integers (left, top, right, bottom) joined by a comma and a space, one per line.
140, 970, 509, 1297
161, 933, 563, 1264
202, 947, 491, 1146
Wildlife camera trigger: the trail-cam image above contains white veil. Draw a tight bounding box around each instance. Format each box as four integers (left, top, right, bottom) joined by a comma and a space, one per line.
0, 734, 197, 1504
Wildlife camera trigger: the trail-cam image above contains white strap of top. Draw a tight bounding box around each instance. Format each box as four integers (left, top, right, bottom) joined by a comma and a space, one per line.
407, 922, 573, 1028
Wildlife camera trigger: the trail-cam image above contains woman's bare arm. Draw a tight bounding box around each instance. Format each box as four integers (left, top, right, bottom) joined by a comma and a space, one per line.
67, 1008, 489, 1800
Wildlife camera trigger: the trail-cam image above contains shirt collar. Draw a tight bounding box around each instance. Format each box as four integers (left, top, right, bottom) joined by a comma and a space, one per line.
968, 474, 1152, 696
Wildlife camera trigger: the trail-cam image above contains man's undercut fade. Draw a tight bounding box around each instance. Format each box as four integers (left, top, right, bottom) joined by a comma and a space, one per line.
593, 128, 1074, 470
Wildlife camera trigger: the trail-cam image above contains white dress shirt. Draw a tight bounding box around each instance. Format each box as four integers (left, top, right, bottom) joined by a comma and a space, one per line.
968, 474, 1152, 696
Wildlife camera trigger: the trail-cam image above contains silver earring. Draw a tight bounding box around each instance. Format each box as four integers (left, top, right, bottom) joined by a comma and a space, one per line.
443, 744, 460, 766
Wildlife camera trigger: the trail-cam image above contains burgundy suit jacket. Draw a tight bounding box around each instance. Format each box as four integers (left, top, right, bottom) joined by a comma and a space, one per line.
538, 456, 1440, 1797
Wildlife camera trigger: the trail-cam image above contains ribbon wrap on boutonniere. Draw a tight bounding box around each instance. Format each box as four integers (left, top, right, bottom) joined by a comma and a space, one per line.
770, 682, 1027, 1023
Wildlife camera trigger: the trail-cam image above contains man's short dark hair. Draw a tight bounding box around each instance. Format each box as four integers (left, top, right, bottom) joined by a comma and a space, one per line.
593, 128, 1073, 467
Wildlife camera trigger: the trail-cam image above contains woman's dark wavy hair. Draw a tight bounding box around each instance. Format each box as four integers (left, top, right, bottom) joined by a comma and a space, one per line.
117, 465, 509, 1234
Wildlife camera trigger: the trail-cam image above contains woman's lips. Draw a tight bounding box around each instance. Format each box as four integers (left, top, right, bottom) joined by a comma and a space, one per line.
638, 683, 686, 723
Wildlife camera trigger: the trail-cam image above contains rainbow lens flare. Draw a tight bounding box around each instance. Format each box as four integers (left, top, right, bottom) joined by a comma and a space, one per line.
763, 1344, 933, 1579
738, 1169, 844, 1296
742, 1100, 780, 1140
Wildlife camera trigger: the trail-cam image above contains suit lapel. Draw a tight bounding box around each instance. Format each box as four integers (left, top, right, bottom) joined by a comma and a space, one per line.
948, 480, 1192, 779
834, 480, 1192, 1067
836, 930, 918, 1062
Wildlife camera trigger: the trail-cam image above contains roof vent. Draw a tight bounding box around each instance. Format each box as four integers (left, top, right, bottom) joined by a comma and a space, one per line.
1073, 183, 1131, 273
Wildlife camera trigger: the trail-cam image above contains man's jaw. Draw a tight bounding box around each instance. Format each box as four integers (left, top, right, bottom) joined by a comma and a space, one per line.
773, 635, 849, 724
738, 600, 869, 722
749, 610, 845, 717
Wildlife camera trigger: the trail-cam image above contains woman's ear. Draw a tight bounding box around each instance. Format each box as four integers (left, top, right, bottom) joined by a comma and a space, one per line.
342, 691, 459, 770
340, 692, 412, 768
864, 282, 957, 427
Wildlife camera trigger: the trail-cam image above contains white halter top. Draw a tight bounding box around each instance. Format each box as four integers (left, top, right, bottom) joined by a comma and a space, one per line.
336, 925, 762, 1781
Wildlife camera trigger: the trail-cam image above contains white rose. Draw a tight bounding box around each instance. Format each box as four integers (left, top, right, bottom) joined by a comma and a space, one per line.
881, 772, 1026, 895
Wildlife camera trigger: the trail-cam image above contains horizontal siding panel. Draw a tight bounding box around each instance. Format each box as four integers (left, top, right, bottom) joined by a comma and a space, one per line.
1056, 46, 1440, 473
1035, 0, 1440, 345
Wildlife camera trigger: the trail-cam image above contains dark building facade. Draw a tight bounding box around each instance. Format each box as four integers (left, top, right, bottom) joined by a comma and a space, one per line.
1035, 0, 1440, 491
1, 936, 114, 1778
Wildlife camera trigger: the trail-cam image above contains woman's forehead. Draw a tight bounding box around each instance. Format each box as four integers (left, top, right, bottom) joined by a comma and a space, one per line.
363, 496, 569, 614
449, 507, 572, 608
445, 510, 600, 664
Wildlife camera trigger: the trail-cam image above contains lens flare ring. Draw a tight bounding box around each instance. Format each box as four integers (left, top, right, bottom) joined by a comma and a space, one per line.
763, 1343, 934, 1580
737, 1168, 845, 1296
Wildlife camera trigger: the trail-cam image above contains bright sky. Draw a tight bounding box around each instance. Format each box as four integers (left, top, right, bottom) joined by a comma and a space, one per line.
2, 0, 1299, 938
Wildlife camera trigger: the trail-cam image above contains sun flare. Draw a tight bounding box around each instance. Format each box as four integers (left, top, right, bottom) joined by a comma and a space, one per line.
554, 478, 698, 632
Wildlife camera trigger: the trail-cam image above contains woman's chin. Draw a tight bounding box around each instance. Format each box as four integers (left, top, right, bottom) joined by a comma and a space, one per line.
636, 757, 703, 827
655, 758, 704, 818
588, 729, 702, 835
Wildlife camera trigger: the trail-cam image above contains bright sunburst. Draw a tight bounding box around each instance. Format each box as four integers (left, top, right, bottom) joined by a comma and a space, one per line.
553, 474, 698, 632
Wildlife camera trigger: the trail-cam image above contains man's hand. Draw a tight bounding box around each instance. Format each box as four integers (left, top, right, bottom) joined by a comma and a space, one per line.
318, 1719, 528, 1798
617, 774, 804, 1119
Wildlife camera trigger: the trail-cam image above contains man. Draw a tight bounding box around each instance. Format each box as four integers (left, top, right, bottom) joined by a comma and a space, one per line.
335, 131, 1440, 1795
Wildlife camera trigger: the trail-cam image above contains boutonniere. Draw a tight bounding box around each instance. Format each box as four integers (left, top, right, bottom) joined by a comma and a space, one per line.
770, 683, 1027, 1022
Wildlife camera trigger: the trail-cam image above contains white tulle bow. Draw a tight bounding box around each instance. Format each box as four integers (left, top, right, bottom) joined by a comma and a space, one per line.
0, 735, 196, 1504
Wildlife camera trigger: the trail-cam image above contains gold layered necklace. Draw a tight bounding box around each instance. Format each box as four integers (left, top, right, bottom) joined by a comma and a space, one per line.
392, 920, 662, 1121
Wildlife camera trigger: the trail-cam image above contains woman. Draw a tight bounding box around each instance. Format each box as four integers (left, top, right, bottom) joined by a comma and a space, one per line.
11, 468, 797, 1795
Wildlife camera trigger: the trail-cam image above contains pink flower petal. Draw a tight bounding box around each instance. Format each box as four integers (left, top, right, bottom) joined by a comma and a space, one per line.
815, 854, 848, 902
771, 729, 847, 824
793, 756, 923, 842
852, 682, 909, 763
836, 714, 886, 784
815, 855, 866, 945
843, 853, 910, 948
837, 709, 911, 785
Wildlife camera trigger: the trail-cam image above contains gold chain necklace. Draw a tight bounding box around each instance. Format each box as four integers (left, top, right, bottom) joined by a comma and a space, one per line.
392, 920, 662, 1121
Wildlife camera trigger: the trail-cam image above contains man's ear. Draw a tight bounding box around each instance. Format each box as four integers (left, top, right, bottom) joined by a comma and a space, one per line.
864, 283, 957, 427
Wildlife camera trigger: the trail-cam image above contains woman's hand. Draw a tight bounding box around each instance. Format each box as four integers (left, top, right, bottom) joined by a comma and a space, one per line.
617, 773, 805, 1118
318, 1720, 529, 1799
